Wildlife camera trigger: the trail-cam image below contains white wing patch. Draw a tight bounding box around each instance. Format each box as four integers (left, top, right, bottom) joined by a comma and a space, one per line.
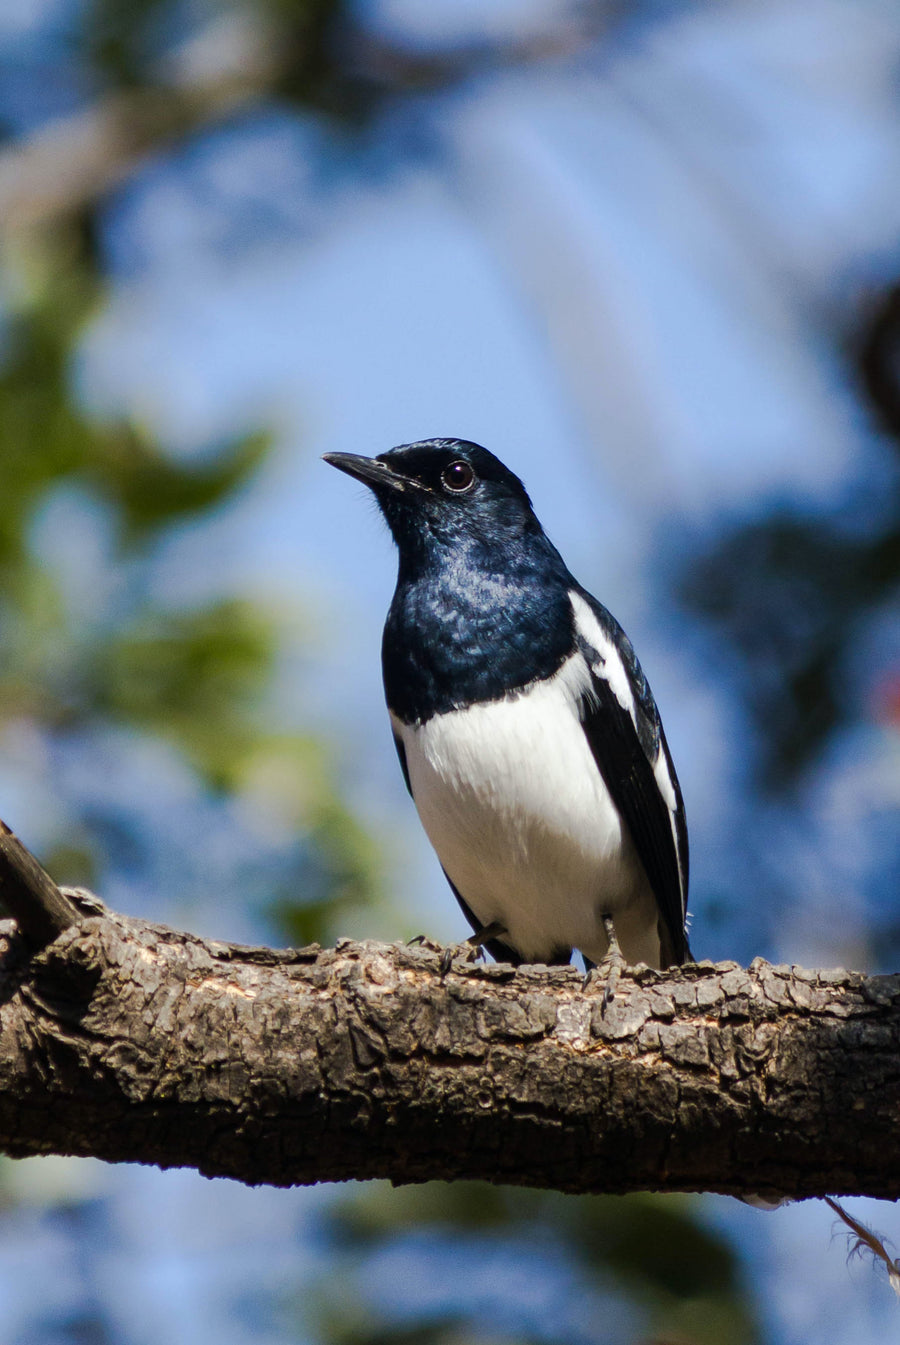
568, 591, 637, 728
652, 745, 677, 812
570, 590, 687, 920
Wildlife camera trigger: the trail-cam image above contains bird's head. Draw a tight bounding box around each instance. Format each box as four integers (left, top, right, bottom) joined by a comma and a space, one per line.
323, 439, 541, 564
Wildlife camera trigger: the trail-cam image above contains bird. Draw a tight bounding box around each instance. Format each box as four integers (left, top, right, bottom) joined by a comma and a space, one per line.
324, 438, 689, 982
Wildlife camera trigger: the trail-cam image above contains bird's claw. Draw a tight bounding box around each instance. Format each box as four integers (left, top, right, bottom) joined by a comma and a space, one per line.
436, 922, 509, 978
601, 959, 623, 1013
439, 945, 457, 977
582, 914, 629, 1014
583, 957, 625, 1012
407, 933, 484, 973
438, 939, 485, 977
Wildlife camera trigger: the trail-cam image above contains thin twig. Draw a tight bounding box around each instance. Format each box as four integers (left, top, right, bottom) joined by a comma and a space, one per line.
825, 1196, 900, 1299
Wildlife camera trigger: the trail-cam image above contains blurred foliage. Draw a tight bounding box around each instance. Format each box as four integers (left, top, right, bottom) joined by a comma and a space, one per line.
316, 1183, 760, 1345
680, 510, 899, 787
0, 223, 379, 935
94, 601, 276, 784
680, 285, 900, 790
78, 0, 374, 125
82, 0, 182, 87
0, 239, 270, 559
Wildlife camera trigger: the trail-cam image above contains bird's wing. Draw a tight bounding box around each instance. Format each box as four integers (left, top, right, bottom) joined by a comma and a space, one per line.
569, 589, 689, 966
392, 730, 413, 796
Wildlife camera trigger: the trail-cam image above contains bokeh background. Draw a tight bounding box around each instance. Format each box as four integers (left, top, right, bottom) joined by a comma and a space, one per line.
0, 0, 899, 1341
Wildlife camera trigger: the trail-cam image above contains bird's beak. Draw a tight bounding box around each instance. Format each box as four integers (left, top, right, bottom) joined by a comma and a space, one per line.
322, 452, 420, 494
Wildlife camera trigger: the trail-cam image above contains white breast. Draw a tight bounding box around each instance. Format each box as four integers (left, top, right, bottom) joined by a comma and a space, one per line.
392, 652, 662, 966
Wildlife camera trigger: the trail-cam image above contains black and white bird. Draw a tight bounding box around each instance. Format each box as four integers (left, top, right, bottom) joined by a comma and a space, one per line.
324, 438, 689, 976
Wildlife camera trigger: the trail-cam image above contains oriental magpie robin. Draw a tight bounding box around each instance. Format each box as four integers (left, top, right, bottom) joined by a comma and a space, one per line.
324, 439, 689, 974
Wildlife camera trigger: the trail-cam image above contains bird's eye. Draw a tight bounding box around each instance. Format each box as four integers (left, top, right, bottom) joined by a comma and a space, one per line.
441, 460, 475, 493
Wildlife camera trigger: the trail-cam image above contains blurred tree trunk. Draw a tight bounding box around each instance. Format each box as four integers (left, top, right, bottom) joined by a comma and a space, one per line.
1, 899, 897, 1201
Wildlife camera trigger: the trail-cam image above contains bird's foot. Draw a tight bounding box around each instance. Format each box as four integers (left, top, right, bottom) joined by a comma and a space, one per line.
407, 932, 486, 973
437, 921, 509, 978
584, 915, 628, 1013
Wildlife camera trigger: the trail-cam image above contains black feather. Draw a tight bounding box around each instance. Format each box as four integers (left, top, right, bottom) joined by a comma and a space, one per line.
572, 588, 689, 966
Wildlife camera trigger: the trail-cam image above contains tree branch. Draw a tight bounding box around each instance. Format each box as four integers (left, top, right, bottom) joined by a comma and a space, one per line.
0, 821, 80, 948
0, 902, 898, 1200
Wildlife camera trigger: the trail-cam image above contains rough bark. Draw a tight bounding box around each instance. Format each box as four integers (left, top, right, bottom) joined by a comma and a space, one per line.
1, 906, 898, 1201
